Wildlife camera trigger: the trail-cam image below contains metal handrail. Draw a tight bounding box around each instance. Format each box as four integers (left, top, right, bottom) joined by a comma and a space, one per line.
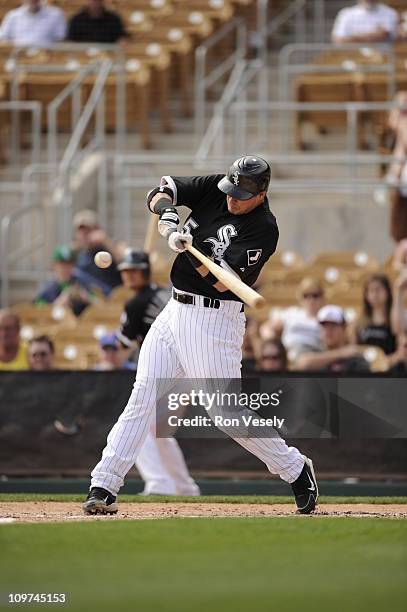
267, 0, 307, 37
47, 61, 102, 167
55, 58, 112, 244
9, 42, 126, 161
0, 101, 42, 167
194, 17, 247, 137
229, 100, 407, 157
59, 60, 112, 173
195, 60, 251, 161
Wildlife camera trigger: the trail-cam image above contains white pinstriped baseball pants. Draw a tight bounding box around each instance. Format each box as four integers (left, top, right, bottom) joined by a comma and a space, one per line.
91, 295, 305, 495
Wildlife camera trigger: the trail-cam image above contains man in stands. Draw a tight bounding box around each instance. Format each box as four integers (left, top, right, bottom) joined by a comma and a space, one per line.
28, 335, 56, 371
67, 0, 128, 44
0, 0, 66, 46
35, 245, 95, 317
297, 305, 370, 372
0, 310, 28, 371
93, 332, 136, 371
73, 209, 124, 297
332, 0, 399, 44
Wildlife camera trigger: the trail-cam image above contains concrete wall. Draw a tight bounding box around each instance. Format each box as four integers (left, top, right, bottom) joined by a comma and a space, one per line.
272, 195, 394, 263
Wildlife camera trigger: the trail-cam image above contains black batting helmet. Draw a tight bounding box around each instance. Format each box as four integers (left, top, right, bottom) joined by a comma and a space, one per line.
118, 249, 150, 273
217, 155, 271, 201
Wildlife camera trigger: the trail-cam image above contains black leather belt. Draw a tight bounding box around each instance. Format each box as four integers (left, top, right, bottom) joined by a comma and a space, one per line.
172, 289, 243, 312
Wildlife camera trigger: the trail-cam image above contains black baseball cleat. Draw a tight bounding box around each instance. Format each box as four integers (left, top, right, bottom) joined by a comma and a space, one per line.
83, 487, 118, 515
291, 456, 319, 515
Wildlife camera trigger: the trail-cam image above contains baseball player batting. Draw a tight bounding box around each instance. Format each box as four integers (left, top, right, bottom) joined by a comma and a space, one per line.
83, 155, 318, 515
116, 249, 200, 496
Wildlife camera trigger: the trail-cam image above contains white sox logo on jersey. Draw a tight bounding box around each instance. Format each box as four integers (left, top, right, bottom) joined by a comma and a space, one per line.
247, 249, 262, 266
204, 224, 238, 261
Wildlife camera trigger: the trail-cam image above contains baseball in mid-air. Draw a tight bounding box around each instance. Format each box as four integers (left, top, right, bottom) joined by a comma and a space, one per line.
94, 251, 112, 268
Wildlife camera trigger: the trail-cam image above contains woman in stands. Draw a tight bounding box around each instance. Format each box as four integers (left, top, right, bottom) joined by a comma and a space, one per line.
353, 274, 396, 355
259, 277, 324, 365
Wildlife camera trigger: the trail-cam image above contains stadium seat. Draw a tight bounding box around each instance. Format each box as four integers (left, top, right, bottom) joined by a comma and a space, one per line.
12, 302, 77, 330
79, 302, 122, 325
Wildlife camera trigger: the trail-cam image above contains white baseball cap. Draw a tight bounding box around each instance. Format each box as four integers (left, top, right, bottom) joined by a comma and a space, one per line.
317, 305, 346, 325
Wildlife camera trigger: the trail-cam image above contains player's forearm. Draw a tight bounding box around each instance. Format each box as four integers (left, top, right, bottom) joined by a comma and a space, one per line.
194, 262, 227, 291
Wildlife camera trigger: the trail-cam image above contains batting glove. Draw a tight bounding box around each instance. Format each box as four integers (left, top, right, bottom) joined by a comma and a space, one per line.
158, 207, 179, 239
168, 230, 193, 253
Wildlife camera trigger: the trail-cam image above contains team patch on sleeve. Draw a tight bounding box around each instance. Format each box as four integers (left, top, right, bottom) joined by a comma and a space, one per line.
247, 249, 262, 266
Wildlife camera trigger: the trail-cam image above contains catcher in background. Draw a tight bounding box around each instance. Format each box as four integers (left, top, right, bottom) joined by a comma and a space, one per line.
116, 249, 200, 496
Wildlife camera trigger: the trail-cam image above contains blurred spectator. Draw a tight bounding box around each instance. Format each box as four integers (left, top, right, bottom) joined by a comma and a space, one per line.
332, 1, 399, 44
0, 0, 66, 46
28, 335, 55, 371
35, 245, 95, 316
93, 332, 136, 371
388, 331, 407, 375
393, 239, 407, 272
260, 277, 324, 363
353, 274, 396, 355
73, 209, 124, 296
67, 0, 128, 44
0, 310, 28, 371
297, 305, 370, 372
391, 271, 407, 334
257, 339, 288, 372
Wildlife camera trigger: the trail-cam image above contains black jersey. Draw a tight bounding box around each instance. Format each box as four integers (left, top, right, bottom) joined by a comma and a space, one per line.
117, 284, 171, 347
162, 174, 279, 301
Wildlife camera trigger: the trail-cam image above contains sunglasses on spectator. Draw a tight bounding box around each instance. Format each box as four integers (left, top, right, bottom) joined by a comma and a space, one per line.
302, 292, 322, 299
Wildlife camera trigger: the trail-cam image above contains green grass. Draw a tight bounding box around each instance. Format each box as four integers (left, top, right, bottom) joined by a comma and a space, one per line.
1, 493, 406, 504
0, 518, 406, 612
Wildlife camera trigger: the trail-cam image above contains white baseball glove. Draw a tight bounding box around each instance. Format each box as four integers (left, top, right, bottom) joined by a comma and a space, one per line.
168, 230, 193, 253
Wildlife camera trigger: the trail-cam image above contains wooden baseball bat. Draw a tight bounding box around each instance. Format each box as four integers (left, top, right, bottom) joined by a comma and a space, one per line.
185, 244, 265, 309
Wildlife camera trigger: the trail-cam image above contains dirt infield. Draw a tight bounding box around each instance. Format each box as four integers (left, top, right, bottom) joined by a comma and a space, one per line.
1, 502, 406, 523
